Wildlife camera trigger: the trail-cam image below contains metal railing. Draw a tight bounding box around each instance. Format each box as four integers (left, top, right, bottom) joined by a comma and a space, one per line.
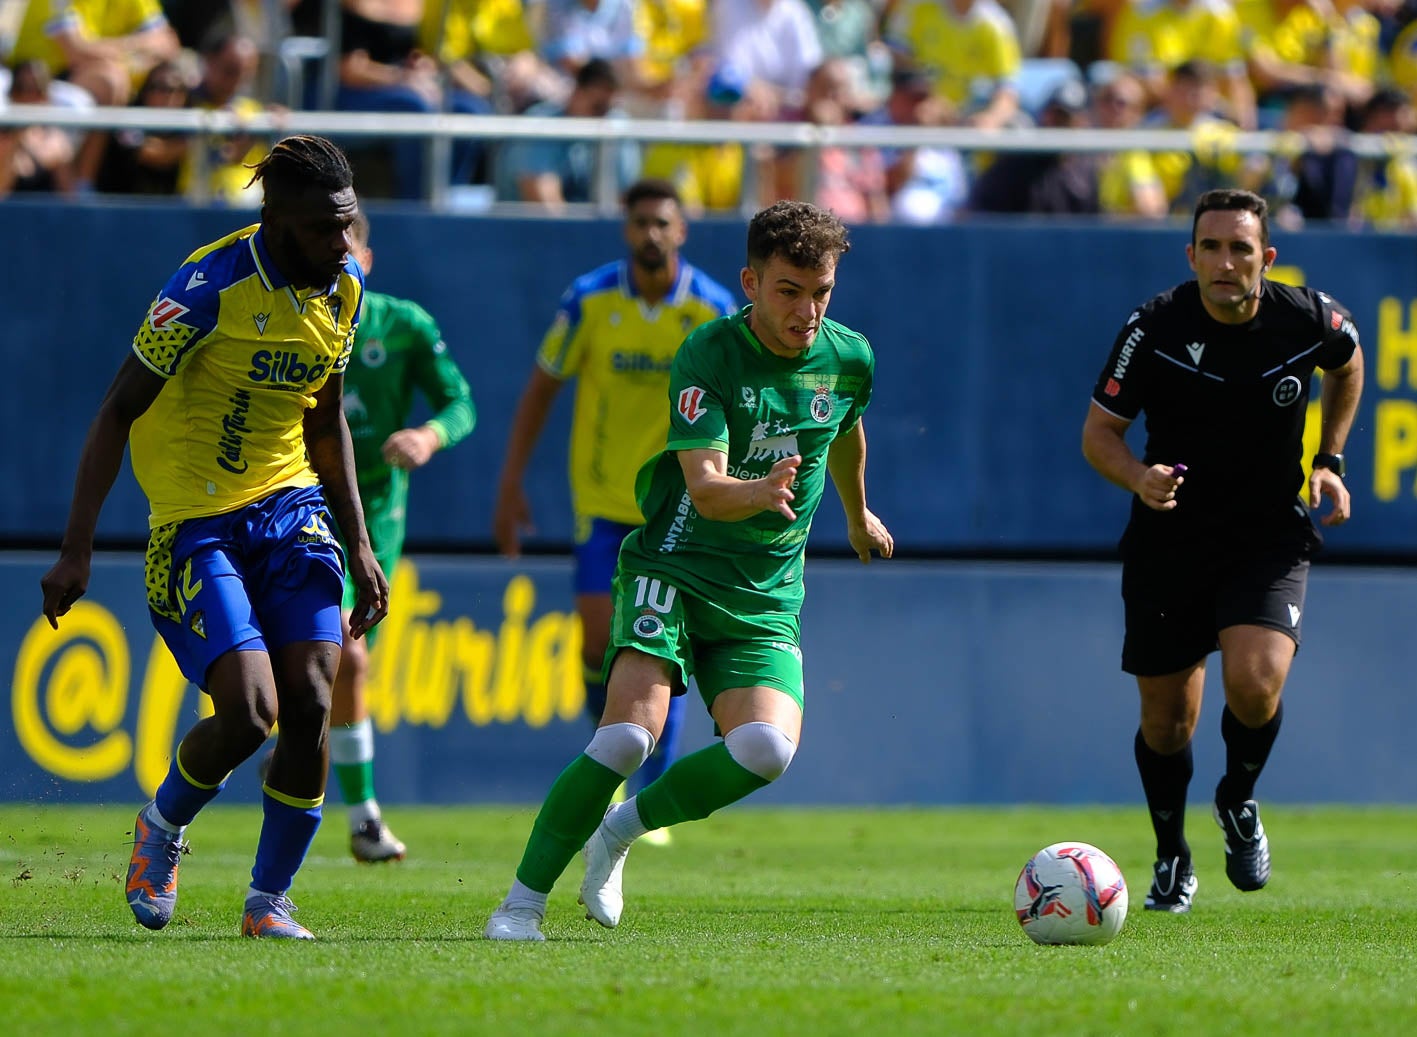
2, 102, 1412, 213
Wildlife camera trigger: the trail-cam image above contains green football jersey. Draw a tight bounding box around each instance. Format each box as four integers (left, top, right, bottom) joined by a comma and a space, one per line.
342, 291, 476, 488
621, 306, 874, 613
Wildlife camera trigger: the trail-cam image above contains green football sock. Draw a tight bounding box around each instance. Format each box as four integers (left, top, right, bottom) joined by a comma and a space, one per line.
332, 760, 374, 806
636, 742, 769, 831
515, 753, 625, 893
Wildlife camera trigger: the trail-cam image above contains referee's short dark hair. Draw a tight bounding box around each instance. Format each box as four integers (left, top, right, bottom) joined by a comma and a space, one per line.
623, 178, 681, 211
1192, 188, 1270, 248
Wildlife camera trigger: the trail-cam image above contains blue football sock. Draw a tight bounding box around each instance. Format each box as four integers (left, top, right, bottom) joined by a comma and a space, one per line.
251, 788, 323, 896
153, 755, 226, 827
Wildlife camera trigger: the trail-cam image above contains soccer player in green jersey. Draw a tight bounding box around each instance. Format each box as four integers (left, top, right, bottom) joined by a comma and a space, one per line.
486, 200, 895, 941
332, 209, 477, 862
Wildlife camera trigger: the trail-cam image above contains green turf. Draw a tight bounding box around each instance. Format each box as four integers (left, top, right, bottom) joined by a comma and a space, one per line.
2, 804, 1415, 1035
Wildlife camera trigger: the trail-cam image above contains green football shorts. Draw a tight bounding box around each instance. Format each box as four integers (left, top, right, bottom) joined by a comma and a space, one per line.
604, 565, 804, 710
340, 475, 407, 648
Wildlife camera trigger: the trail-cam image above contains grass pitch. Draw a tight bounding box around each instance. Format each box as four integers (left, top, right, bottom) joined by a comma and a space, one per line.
2, 804, 1415, 1035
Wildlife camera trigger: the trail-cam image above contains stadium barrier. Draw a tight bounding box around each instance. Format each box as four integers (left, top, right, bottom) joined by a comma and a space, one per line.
4, 204, 1417, 554
4, 553, 1415, 805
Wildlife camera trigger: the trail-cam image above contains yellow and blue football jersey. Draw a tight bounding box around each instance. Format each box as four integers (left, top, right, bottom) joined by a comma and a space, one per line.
536, 259, 736, 527
129, 224, 363, 527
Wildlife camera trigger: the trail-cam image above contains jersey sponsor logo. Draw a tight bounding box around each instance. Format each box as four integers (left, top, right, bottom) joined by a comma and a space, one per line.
216, 389, 253, 474
678, 386, 709, 424
1338, 317, 1359, 346
150, 297, 190, 330
1104, 377, 1122, 397
297, 511, 338, 546
1330, 310, 1343, 331
1112, 326, 1144, 382
612, 351, 674, 373
810, 386, 835, 423
745, 421, 799, 463
1185, 341, 1205, 365
659, 492, 695, 552
249, 349, 329, 386
186, 270, 207, 291
1272, 375, 1302, 407
253, 312, 270, 336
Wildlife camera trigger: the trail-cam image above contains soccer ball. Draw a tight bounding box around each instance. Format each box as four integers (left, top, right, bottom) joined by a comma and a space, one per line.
1014, 841, 1129, 946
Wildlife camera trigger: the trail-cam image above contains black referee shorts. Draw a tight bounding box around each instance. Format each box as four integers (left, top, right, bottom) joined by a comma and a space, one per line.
1119, 529, 1312, 677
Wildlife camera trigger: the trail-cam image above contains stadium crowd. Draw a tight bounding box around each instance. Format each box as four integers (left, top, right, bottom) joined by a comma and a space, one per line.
2, 0, 1417, 227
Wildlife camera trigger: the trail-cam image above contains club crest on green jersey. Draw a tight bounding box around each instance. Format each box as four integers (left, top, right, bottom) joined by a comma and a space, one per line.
810, 386, 834, 422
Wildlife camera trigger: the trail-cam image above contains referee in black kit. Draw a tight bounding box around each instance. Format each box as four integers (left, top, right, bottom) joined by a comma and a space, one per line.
1081, 188, 1364, 914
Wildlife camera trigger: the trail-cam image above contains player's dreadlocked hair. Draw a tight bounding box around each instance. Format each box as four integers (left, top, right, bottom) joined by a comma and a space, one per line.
245, 134, 353, 198
746, 201, 851, 273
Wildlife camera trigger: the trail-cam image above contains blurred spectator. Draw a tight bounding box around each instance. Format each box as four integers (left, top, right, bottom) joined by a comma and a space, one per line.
634, 0, 715, 113
420, 0, 553, 113
95, 59, 191, 196
1241, 0, 1378, 117
494, 56, 641, 209
967, 78, 1099, 213
1272, 81, 1358, 225
775, 56, 890, 222
865, 65, 969, 224
160, 0, 241, 50
1107, 0, 1257, 129
336, 0, 494, 199
1350, 86, 1417, 229
0, 60, 76, 197
714, 0, 824, 111
1093, 69, 1168, 217
886, 0, 1022, 129
533, 0, 647, 87
1142, 59, 1252, 211
9, 0, 181, 187
181, 31, 271, 205
804, 0, 892, 102
641, 62, 776, 214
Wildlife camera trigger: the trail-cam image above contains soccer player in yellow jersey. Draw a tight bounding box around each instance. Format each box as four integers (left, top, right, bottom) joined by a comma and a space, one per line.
494, 179, 736, 836
40, 136, 389, 941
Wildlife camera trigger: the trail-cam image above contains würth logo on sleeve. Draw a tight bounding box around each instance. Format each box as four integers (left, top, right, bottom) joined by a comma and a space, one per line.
150, 297, 190, 329
678, 386, 709, 424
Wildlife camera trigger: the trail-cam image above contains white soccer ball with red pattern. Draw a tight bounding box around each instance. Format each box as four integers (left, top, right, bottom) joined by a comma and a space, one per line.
1014, 841, 1128, 946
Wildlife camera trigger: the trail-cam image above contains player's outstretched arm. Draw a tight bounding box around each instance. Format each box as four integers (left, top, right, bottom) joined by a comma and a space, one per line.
306, 373, 388, 638
679, 448, 799, 522
493, 367, 563, 557
827, 420, 893, 562
41, 355, 165, 628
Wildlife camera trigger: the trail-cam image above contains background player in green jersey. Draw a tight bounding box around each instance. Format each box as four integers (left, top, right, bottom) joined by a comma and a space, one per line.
333, 209, 476, 862
493, 179, 736, 845
486, 201, 895, 941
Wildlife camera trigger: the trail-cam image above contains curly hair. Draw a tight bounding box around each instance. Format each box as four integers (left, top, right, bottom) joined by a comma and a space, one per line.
746, 201, 851, 272
245, 134, 353, 199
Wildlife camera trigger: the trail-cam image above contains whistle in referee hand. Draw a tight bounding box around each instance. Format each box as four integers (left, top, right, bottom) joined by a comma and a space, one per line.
1171, 463, 1187, 479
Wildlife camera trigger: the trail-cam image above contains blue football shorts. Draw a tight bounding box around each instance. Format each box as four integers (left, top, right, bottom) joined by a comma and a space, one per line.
572, 516, 636, 596
150, 484, 346, 689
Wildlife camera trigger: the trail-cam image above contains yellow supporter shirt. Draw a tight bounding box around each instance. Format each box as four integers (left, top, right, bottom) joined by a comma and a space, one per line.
1108, 0, 1246, 74
536, 259, 736, 526
637, 0, 711, 86
421, 0, 535, 60
129, 224, 362, 527
11, 0, 168, 75
886, 0, 1021, 108
641, 141, 745, 212
1099, 150, 1164, 214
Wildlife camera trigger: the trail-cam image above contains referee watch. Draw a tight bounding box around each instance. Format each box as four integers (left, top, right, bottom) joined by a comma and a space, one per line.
1313, 452, 1346, 478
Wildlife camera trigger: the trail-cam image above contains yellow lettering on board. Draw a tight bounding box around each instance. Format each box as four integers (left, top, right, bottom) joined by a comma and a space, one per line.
10, 603, 131, 781
1373, 398, 1417, 501
1377, 297, 1417, 391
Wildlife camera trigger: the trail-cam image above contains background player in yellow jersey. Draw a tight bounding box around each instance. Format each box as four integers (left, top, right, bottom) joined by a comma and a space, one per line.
493, 179, 736, 839
40, 135, 388, 941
